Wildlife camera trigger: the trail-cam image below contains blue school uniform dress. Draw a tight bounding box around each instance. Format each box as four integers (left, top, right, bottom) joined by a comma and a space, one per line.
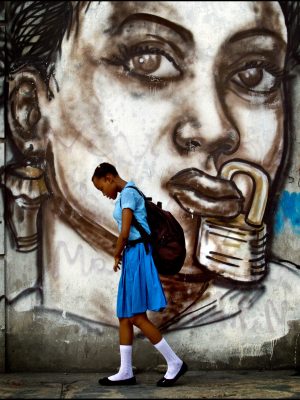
113, 181, 167, 318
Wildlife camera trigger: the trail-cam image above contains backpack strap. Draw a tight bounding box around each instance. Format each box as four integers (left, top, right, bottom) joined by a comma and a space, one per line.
125, 185, 145, 198
120, 186, 151, 253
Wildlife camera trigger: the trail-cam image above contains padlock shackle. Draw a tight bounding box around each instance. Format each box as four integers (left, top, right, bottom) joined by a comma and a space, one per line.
220, 160, 269, 226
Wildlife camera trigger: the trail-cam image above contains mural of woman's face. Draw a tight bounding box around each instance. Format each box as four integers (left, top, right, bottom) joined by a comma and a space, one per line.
43, 1, 287, 274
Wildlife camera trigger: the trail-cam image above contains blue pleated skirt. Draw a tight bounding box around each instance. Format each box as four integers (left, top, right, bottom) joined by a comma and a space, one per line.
116, 243, 167, 318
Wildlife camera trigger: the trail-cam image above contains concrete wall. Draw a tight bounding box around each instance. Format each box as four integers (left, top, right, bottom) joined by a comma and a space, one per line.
2, 1, 300, 372
271, 65, 300, 265
0, 4, 6, 371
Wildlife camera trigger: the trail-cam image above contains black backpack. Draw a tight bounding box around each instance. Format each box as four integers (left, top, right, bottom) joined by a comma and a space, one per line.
122, 186, 186, 275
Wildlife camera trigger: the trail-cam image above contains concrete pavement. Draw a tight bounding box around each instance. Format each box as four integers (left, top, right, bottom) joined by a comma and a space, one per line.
0, 369, 300, 398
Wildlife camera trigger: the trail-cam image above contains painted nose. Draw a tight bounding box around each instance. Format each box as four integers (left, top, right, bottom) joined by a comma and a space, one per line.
173, 72, 239, 158
173, 118, 239, 157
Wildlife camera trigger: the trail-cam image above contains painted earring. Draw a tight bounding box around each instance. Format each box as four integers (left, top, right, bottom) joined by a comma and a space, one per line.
1, 160, 49, 252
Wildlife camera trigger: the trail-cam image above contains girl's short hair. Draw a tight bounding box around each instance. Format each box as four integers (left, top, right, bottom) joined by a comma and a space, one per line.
92, 163, 118, 180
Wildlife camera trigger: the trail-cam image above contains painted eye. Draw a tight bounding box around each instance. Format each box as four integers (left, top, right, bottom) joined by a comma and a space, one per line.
128, 51, 181, 79
231, 67, 279, 93
131, 54, 162, 74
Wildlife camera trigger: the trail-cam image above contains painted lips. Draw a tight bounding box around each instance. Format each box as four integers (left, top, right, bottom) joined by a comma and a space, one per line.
167, 168, 244, 218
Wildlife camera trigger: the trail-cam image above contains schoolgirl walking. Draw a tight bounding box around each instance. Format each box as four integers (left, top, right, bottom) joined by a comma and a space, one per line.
92, 162, 188, 387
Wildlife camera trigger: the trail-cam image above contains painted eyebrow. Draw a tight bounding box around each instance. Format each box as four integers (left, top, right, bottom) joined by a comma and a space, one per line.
116, 12, 194, 44
228, 28, 287, 47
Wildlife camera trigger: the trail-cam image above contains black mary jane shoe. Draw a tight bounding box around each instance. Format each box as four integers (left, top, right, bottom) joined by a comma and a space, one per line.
98, 376, 137, 386
156, 361, 188, 387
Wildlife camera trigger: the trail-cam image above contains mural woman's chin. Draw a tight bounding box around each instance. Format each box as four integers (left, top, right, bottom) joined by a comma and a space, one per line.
51, 194, 118, 255
44, 156, 118, 255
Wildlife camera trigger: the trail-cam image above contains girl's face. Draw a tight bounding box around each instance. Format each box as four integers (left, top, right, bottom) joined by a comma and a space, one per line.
44, 1, 287, 272
93, 176, 118, 200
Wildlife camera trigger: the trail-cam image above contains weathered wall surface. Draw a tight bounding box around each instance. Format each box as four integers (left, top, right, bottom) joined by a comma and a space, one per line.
1, 1, 300, 372
271, 65, 300, 265
0, 2, 6, 372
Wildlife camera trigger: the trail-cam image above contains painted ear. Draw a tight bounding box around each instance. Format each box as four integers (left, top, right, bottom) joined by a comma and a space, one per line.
8, 69, 50, 158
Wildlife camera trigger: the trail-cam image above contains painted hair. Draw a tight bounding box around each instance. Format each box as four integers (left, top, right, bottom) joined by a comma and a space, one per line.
5, 1, 92, 99
92, 163, 118, 180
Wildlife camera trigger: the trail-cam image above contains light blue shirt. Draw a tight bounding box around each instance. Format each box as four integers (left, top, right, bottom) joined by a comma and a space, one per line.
113, 181, 151, 240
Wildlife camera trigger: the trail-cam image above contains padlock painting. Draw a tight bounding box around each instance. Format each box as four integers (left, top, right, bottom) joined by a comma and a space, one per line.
195, 160, 270, 283
1, 1, 300, 370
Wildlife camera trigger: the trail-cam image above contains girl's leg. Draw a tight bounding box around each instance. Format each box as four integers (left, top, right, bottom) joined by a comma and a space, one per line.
107, 318, 134, 381
130, 313, 184, 379
119, 316, 134, 345
130, 312, 162, 344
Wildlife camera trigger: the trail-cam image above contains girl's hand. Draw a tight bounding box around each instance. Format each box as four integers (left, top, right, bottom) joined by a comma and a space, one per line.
113, 256, 121, 272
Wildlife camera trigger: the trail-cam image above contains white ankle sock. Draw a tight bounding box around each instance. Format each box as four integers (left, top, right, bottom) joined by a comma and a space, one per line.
108, 345, 134, 381
154, 338, 183, 379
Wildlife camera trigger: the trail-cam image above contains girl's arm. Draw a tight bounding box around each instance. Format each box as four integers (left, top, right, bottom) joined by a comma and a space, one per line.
113, 208, 133, 271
